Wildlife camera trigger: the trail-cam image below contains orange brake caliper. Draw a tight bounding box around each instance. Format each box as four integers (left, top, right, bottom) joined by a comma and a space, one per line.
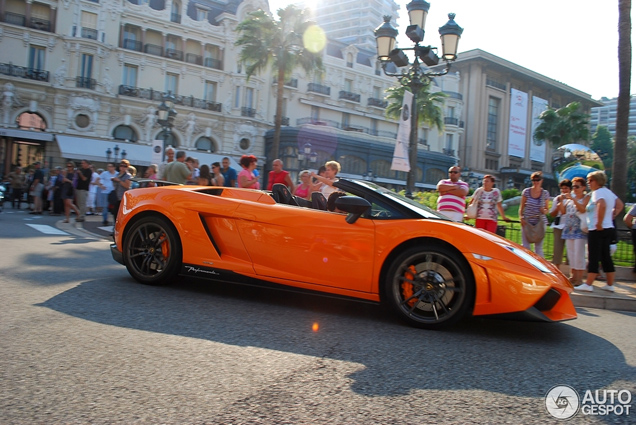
401, 265, 417, 307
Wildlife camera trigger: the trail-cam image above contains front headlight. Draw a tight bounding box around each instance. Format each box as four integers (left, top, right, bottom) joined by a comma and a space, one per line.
503, 245, 552, 273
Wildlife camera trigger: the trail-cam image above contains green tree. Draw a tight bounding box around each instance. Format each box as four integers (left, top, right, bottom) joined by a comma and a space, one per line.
385, 78, 447, 132
590, 125, 614, 171
612, 0, 632, 203
235, 5, 324, 162
533, 102, 590, 147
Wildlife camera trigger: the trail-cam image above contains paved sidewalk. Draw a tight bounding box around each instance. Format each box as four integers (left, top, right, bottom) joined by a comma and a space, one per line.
64, 213, 636, 313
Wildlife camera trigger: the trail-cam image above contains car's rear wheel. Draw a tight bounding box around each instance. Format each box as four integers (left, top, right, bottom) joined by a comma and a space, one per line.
123, 216, 181, 285
385, 245, 474, 329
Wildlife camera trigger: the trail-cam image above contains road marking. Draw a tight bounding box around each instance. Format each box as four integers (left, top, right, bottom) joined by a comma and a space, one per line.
26, 224, 70, 235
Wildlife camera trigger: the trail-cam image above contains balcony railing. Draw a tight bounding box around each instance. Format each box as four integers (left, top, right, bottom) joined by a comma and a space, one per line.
272, 78, 298, 88
443, 148, 456, 156
81, 27, 98, 40
204, 57, 222, 70
274, 115, 290, 126
122, 39, 142, 51
339, 90, 361, 103
144, 43, 163, 57
307, 83, 331, 96
241, 107, 256, 118
185, 53, 202, 65
486, 78, 506, 91
76, 76, 96, 90
30, 17, 51, 31
165, 48, 183, 61
4, 12, 25, 26
0, 63, 49, 82
171, 13, 181, 23
444, 117, 459, 126
367, 97, 388, 108
118, 85, 222, 112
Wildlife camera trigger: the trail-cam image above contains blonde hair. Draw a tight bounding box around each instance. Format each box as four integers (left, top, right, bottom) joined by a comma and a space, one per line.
587, 170, 607, 187
325, 160, 341, 173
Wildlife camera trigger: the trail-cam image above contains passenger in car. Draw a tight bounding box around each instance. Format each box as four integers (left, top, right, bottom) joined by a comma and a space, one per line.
311, 160, 340, 198
327, 191, 347, 213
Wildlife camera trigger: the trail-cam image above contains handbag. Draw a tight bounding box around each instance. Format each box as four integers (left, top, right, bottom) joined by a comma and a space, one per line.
466, 190, 481, 219
576, 211, 588, 233
108, 189, 119, 205
524, 218, 546, 243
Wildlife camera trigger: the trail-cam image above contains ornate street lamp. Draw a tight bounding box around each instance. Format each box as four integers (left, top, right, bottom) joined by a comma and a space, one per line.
297, 141, 317, 170
375, 1, 463, 197
106, 147, 112, 162
156, 92, 177, 161
113, 144, 120, 162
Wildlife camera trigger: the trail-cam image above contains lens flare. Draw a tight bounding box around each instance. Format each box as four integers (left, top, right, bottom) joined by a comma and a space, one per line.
303, 25, 326, 54
312, 322, 320, 332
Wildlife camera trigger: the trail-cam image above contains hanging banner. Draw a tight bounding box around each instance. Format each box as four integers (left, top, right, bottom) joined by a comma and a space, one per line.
530, 96, 549, 163
151, 139, 164, 164
508, 89, 528, 158
391, 90, 412, 172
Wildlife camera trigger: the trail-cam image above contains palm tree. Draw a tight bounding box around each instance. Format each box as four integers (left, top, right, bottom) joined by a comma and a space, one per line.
235, 5, 324, 163
532, 102, 590, 147
385, 77, 447, 131
612, 0, 632, 203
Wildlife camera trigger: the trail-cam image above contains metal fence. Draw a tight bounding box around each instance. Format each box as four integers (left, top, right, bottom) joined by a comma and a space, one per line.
491, 221, 635, 266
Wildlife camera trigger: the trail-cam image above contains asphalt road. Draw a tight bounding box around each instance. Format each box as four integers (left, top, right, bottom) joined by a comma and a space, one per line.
1, 210, 635, 424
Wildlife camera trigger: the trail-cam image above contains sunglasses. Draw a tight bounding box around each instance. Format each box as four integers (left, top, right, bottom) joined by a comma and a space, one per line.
449, 171, 459, 174
572, 185, 582, 188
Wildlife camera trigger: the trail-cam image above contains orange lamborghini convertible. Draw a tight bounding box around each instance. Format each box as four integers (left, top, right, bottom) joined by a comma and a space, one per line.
110, 179, 577, 329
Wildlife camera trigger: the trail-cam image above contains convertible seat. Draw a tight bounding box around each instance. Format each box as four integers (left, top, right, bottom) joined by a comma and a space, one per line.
311, 192, 327, 210
272, 183, 298, 206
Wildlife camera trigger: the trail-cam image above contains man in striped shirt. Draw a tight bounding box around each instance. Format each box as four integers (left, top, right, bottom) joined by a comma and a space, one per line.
436, 166, 469, 222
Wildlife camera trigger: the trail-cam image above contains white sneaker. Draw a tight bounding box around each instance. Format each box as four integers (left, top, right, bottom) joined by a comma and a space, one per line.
599, 284, 615, 293
574, 283, 594, 292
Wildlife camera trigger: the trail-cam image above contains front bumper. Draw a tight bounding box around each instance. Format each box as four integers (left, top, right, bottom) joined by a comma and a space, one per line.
110, 243, 124, 265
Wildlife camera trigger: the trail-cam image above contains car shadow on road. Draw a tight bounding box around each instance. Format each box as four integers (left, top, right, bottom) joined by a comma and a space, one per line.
38, 275, 636, 399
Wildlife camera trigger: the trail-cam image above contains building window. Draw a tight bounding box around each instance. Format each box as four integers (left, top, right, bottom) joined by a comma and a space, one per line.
447, 106, 455, 118
113, 125, 138, 142
342, 112, 350, 128
204, 81, 217, 101
80, 54, 93, 79
80, 11, 98, 40
311, 106, 319, 121
29, 46, 45, 71
445, 134, 453, 151
234, 86, 241, 108
196, 6, 208, 21
165, 73, 178, 94
75, 114, 91, 129
195, 136, 215, 152
123, 64, 137, 87
344, 78, 353, 92
245, 87, 254, 109
346, 53, 353, 68
487, 97, 499, 150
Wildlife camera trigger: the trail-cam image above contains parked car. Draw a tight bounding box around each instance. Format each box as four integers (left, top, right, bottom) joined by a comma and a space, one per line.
110, 179, 576, 329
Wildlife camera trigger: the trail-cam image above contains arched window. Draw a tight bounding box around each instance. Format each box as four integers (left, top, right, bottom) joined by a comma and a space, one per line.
426, 168, 446, 185
112, 125, 138, 142
195, 136, 215, 152
339, 155, 366, 175
16, 112, 46, 131
157, 130, 177, 147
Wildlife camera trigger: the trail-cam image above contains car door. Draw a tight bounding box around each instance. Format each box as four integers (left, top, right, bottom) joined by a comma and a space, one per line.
234, 203, 376, 293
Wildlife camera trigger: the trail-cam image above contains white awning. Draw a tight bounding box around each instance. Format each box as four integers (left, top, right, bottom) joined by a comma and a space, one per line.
55, 135, 240, 169
0, 128, 55, 141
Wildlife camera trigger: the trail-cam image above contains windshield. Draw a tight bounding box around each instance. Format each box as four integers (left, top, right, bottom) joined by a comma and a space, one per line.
343, 179, 451, 220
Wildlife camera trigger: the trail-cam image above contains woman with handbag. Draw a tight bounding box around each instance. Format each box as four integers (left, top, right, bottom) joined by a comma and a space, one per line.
575, 171, 624, 292
518, 171, 549, 256
467, 175, 509, 233
558, 177, 589, 286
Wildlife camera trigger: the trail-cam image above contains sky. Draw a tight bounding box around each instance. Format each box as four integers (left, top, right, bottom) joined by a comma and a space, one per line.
267, 0, 633, 100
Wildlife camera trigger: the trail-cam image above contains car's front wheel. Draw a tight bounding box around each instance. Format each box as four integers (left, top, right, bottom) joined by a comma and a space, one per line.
123, 216, 181, 285
385, 244, 474, 329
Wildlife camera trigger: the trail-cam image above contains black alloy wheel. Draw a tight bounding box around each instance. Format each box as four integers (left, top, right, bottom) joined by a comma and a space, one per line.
385, 245, 474, 329
123, 216, 181, 285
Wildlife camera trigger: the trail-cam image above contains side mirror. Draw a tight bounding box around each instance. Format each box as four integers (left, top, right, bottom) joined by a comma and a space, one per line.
335, 196, 371, 224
